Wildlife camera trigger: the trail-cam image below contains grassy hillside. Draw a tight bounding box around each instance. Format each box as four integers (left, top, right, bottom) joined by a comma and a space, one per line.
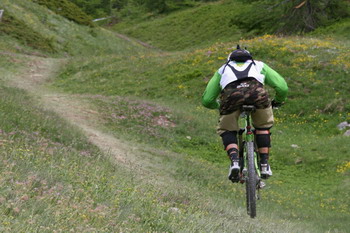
51, 33, 350, 229
32, 0, 94, 26
54, 35, 350, 114
0, 0, 349, 231
111, 0, 350, 51
112, 1, 245, 51
311, 18, 350, 40
0, 56, 314, 232
0, 0, 146, 56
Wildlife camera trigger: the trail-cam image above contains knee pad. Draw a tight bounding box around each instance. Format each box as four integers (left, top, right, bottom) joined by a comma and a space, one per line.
256, 133, 271, 148
220, 131, 237, 149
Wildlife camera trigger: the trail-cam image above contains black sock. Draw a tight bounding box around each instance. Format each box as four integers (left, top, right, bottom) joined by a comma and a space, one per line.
227, 148, 239, 161
260, 153, 269, 164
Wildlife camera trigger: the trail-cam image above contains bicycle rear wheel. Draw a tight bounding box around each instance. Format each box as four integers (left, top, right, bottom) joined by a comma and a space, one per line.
246, 141, 257, 218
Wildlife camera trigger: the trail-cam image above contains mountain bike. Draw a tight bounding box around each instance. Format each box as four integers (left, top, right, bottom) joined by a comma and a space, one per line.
238, 105, 265, 218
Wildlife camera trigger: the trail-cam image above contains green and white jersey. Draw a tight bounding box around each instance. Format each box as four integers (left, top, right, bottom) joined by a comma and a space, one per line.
202, 60, 288, 110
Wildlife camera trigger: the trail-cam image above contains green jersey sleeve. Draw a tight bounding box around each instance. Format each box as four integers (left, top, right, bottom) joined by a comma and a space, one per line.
262, 64, 288, 103
202, 71, 221, 109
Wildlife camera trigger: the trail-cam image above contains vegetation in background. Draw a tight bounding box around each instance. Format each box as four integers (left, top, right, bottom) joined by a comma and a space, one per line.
112, 2, 244, 51
311, 18, 350, 40
78, 0, 349, 29
67, 0, 219, 18
280, 0, 349, 33
68, 0, 113, 17
0, 0, 147, 56
63, 0, 350, 36
112, 0, 350, 51
233, 0, 350, 35
0, 11, 55, 53
54, 35, 350, 115
32, 0, 94, 26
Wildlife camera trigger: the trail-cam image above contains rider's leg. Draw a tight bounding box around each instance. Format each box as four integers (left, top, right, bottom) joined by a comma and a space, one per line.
251, 107, 274, 161
252, 107, 274, 178
255, 129, 271, 164
217, 110, 241, 162
217, 110, 241, 182
221, 131, 240, 182
220, 131, 238, 162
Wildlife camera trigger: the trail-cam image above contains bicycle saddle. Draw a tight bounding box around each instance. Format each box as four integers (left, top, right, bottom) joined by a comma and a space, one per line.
242, 105, 256, 112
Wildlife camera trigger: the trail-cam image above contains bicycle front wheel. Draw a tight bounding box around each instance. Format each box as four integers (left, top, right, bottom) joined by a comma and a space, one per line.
246, 141, 257, 218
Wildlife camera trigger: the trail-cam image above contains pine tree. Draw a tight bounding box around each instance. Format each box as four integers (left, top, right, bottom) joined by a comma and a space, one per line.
278, 0, 349, 33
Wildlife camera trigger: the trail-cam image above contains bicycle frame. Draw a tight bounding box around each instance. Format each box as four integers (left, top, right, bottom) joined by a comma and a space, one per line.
238, 106, 261, 179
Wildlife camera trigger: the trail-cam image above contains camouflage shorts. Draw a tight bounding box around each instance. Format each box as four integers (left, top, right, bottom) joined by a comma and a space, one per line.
219, 79, 270, 115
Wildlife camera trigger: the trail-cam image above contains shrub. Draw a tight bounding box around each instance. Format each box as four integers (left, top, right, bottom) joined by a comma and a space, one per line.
31, 0, 94, 26
233, 0, 350, 35
0, 11, 56, 53
69, 0, 112, 17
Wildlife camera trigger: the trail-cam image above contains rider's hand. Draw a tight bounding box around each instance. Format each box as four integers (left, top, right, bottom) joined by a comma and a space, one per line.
271, 99, 284, 109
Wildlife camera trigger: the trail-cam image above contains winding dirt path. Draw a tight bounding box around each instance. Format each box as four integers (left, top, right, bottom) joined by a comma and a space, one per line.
7, 55, 192, 188
8, 56, 145, 171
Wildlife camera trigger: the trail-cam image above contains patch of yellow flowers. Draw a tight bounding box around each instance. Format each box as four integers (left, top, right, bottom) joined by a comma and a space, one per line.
336, 161, 350, 173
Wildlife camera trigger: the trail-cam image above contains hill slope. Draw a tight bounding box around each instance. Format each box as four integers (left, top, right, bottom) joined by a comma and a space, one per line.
2, 53, 317, 232
111, 0, 350, 51
112, 1, 244, 51
0, 0, 349, 231
0, 0, 146, 56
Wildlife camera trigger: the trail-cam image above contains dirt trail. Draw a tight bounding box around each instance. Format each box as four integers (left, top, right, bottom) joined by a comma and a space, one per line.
8, 57, 145, 171
6, 55, 195, 188
114, 32, 157, 50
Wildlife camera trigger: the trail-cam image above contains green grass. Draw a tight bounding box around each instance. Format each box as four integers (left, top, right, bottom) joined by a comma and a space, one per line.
111, 0, 350, 52
0, 67, 315, 232
311, 18, 350, 40
50, 34, 350, 230
0, 0, 147, 56
53, 35, 350, 115
0, 0, 349, 231
0, 11, 56, 53
74, 93, 350, 232
112, 1, 244, 51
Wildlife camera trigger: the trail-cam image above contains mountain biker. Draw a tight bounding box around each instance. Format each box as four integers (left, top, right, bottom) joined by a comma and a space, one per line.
202, 45, 288, 183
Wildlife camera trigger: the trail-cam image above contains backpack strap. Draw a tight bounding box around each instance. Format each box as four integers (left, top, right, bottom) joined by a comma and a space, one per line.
227, 62, 254, 80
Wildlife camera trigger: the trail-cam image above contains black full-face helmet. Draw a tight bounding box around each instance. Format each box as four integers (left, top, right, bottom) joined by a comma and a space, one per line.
228, 45, 253, 62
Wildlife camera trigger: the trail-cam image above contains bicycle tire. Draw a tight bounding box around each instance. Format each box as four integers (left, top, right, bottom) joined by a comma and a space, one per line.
246, 141, 257, 218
